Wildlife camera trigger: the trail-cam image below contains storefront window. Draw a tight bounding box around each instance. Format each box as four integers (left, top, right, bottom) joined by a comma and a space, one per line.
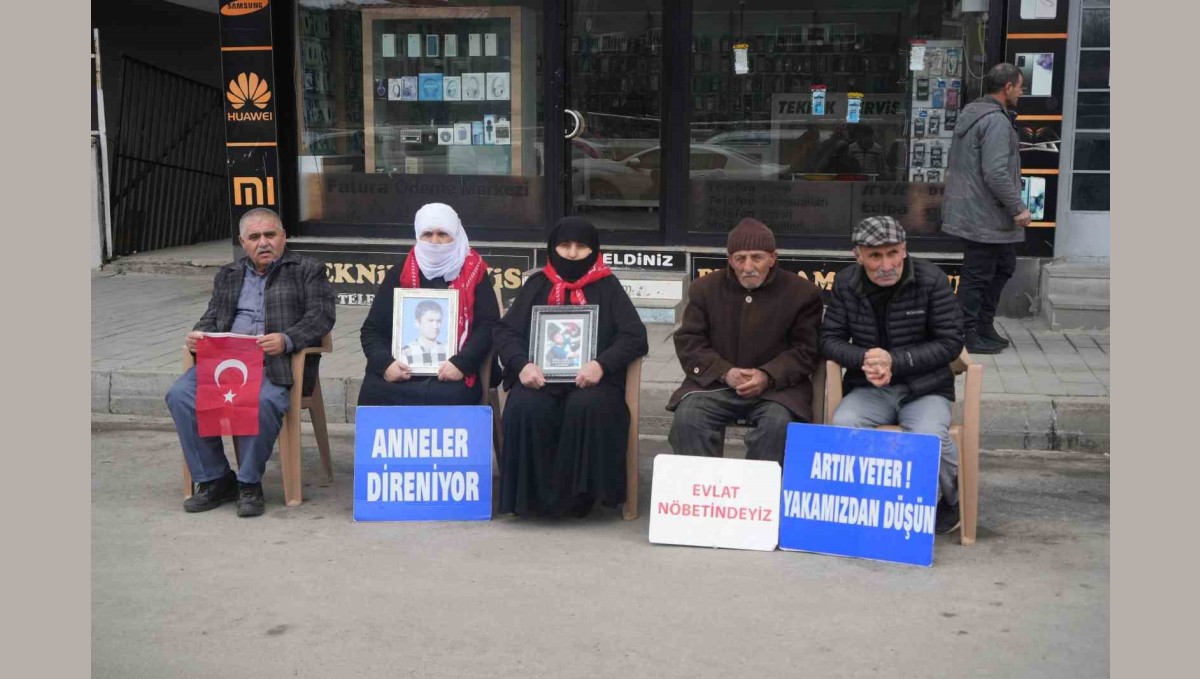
296, 0, 545, 232
687, 0, 984, 238
568, 1, 663, 234
1071, 0, 1109, 212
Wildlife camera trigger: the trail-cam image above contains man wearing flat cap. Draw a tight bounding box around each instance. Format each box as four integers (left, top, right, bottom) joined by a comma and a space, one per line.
821, 216, 965, 534
667, 217, 823, 463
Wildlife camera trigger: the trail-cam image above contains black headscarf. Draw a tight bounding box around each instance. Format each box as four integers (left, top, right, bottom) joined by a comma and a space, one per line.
547, 216, 600, 282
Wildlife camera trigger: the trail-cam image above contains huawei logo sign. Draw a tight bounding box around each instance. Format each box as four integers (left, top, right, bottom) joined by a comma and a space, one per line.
227, 72, 271, 110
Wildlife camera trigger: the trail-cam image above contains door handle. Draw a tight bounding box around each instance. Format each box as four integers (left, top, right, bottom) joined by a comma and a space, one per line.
565, 109, 585, 139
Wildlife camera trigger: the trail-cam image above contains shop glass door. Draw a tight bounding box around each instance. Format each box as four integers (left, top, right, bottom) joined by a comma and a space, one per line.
565, 0, 665, 238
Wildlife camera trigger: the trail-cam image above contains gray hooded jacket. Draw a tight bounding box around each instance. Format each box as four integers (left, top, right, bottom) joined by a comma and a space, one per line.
940, 96, 1027, 244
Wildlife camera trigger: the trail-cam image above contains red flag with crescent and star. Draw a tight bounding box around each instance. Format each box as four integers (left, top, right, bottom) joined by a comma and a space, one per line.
195, 334, 264, 437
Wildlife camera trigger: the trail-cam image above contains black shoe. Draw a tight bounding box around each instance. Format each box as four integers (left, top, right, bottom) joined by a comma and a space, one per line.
935, 499, 961, 535
979, 323, 1011, 348
183, 471, 237, 513
569, 494, 596, 518
965, 329, 1005, 355
236, 482, 265, 518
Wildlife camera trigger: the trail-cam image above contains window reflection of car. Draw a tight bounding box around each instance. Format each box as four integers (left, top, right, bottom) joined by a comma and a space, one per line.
303, 128, 365, 158
704, 129, 809, 163
573, 144, 787, 205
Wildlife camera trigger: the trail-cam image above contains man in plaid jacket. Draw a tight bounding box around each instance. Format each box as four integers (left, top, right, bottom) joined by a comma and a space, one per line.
165, 208, 336, 517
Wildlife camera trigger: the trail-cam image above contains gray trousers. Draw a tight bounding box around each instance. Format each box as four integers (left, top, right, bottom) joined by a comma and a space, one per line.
165, 367, 291, 484
830, 384, 959, 505
668, 388, 795, 463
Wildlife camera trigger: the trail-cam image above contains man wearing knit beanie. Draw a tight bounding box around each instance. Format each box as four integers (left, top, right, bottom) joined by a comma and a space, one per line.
667, 217, 824, 463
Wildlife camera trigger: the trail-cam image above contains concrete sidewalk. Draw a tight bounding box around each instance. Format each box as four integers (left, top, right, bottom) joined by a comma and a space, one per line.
93, 257, 1109, 452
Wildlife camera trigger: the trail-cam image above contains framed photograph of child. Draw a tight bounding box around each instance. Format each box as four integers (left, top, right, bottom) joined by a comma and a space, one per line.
530, 305, 599, 382
392, 289, 460, 375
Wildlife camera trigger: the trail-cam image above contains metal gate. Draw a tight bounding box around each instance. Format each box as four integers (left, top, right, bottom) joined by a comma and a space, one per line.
109, 57, 228, 256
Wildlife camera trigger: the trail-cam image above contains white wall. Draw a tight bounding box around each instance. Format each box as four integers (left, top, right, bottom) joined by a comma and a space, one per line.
91, 137, 104, 270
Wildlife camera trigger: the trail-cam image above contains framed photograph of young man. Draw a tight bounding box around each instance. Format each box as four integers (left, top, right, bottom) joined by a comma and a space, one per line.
530, 305, 599, 382
392, 289, 460, 375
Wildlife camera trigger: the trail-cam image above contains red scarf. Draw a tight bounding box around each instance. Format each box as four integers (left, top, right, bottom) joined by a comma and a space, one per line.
542, 257, 613, 305
399, 247, 489, 387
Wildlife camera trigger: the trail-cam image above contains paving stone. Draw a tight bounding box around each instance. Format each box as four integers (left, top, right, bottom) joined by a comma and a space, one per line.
1029, 374, 1067, 396
982, 373, 1006, 393
1065, 334, 1099, 350
1056, 370, 1101, 385
92, 371, 111, 413
998, 370, 1036, 394
1078, 348, 1109, 371
993, 351, 1025, 368
1030, 328, 1068, 341
1015, 350, 1052, 370
1047, 355, 1089, 371
1006, 328, 1039, 345
1059, 382, 1108, 397
1037, 340, 1077, 355
1092, 369, 1110, 387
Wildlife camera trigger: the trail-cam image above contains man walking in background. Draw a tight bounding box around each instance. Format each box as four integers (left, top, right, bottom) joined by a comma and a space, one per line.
942, 62, 1031, 354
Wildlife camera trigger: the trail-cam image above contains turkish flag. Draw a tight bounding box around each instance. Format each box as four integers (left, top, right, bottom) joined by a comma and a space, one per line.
195, 335, 264, 437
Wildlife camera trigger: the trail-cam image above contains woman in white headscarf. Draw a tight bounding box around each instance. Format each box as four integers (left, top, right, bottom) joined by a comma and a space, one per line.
358, 203, 500, 406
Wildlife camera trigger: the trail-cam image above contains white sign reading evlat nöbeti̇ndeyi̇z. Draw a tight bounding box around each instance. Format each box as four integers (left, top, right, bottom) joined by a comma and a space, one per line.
779, 423, 941, 567
649, 455, 781, 551
353, 405, 492, 522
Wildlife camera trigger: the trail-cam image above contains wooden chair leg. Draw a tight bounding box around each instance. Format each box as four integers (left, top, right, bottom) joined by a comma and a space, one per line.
956, 429, 979, 546
493, 388, 506, 478
308, 382, 333, 484
183, 460, 193, 498
279, 410, 303, 507
488, 389, 500, 477
623, 414, 639, 521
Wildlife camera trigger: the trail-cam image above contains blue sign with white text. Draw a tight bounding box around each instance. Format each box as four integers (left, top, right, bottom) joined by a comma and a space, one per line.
353, 406, 493, 522
779, 423, 941, 567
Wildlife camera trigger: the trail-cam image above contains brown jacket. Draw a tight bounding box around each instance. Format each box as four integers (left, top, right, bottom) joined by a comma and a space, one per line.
668, 265, 824, 421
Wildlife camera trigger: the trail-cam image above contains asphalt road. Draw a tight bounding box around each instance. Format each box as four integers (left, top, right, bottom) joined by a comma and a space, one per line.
92, 424, 1108, 679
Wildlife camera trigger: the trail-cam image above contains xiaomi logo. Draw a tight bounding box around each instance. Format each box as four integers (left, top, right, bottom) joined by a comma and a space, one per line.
226, 72, 274, 121
221, 1, 269, 16
233, 176, 276, 206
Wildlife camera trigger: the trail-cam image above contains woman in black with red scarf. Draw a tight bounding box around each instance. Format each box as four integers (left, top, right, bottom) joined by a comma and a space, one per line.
494, 217, 649, 517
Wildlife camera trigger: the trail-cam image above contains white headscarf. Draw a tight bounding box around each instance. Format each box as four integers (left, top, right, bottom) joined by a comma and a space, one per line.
412, 203, 470, 281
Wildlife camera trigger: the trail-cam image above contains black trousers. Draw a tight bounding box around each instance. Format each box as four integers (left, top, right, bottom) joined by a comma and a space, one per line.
957, 239, 1017, 332
668, 389, 796, 463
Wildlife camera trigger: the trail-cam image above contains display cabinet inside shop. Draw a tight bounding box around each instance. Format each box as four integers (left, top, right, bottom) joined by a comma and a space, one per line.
362, 6, 536, 177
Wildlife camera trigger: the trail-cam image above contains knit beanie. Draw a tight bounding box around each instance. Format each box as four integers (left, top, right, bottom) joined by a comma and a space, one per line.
726, 217, 776, 254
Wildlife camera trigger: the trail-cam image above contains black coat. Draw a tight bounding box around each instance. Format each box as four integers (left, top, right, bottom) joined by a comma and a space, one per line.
359, 266, 500, 379
820, 257, 963, 401
493, 272, 648, 391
